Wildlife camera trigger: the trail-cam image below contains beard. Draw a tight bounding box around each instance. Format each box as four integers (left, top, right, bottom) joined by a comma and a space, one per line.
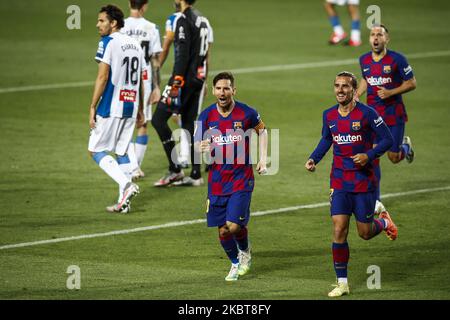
336, 94, 354, 106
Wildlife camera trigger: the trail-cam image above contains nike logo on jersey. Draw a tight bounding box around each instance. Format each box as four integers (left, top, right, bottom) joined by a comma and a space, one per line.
329, 124, 336, 129
363, 68, 370, 72
209, 126, 217, 129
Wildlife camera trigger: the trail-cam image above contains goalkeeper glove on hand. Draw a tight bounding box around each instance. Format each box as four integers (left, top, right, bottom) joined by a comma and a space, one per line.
162, 75, 185, 109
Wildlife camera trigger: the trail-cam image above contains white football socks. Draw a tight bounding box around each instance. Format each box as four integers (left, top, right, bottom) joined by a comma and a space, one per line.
351, 30, 361, 42
119, 162, 132, 182
338, 277, 348, 284
118, 159, 133, 203
135, 142, 147, 166
98, 155, 129, 191
127, 143, 140, 173
334, 25, 345, 36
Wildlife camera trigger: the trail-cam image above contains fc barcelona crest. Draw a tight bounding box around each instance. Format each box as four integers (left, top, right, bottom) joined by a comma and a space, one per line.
233, 121, 243, 129
352, 121, 361, 131
383, 65, 391, 74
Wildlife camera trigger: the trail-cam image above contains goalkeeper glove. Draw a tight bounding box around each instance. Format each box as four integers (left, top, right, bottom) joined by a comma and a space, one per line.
163, 75, 185, 109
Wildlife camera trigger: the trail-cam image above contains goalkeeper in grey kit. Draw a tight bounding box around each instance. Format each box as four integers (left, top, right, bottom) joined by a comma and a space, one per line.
151, 0, 210, 187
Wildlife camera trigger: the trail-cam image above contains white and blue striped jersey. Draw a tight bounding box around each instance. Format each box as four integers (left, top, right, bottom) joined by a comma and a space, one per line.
95, 32, 145, 119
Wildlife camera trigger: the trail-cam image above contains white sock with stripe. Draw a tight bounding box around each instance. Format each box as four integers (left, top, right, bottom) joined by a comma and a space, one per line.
135, 135, 148, 166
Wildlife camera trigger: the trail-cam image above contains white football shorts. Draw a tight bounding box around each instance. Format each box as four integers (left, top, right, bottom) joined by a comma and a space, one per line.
326, 0, 360, 5
88, 115, 136, 156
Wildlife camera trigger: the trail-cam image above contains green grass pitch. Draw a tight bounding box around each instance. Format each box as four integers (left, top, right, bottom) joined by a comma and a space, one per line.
0, 0, 450, 300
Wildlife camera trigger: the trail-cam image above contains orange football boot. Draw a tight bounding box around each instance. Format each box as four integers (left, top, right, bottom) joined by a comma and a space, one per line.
379, 211, 398, 240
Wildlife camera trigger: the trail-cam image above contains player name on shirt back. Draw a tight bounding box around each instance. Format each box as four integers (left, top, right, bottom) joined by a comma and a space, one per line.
120, 43, 140, 52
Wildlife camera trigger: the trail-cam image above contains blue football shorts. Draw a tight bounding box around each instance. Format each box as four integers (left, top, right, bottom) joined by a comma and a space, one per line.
330, 189, 377, 223
375, 123, 404, 153
206, 191, 252, 227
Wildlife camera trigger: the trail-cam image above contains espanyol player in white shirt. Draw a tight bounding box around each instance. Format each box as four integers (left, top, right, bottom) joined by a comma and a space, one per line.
88, 5, 145, 213
121, 0, 163, 180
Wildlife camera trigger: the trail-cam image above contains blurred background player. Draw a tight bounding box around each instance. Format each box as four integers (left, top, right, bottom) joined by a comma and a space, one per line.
159, 1, 214, 170
357, 24, 416, 214
159, 2, 182, 67
88, 5, 144, 213
196, 72, 268, 281
324, 0, 361, 46
151, 0, 210, 187
305, 72, 396, 297
121, 0, 162, 180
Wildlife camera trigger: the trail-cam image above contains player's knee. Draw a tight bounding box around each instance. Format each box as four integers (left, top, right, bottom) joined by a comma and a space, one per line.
358, 230, 372, 240
387, 152, 401, 163
333, 226, 348, 239
218, 226, 230, 238
227, 223, 241, 235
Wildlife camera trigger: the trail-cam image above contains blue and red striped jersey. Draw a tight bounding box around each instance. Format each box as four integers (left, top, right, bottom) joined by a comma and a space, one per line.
359, 49, 414, 126
196, 101, 264, 196
310, 102, 393, 192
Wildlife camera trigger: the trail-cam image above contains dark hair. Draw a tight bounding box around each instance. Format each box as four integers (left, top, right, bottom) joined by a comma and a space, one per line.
129, 0, 148, 10
213, 72, 235, 87
99, 5, 124, 29
371, 23, 389, 34
336, 71, 357, 89
185, 0, 197, 5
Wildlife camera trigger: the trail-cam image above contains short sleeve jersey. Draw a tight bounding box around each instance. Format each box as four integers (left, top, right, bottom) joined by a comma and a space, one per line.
359, 49, 414, 126
317, 102, 387, 192
95, 32, 145, 119
196, 101, 265, 196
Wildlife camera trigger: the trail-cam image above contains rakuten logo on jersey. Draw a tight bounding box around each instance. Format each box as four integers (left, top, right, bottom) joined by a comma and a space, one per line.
119, 90, 137, 102
333, 134, 362, 145
211, 134, 243, 146
367, 76, 392, 86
